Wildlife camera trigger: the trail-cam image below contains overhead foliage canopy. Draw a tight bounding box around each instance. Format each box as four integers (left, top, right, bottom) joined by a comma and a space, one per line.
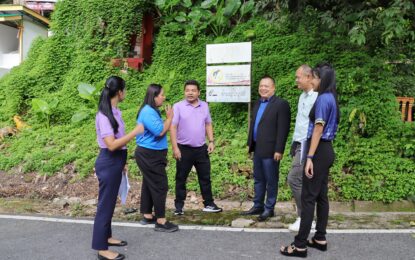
256, 0, 415, 46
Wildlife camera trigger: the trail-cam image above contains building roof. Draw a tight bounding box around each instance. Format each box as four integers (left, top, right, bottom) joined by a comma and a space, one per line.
0, 5, 49, 27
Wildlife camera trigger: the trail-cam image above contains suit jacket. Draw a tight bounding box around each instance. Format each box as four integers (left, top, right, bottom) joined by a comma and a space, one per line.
247, 95, 291, 158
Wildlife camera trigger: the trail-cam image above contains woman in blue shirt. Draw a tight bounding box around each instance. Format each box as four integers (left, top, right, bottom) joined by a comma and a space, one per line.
281, 63, 339, 257
135, 84, 179, 232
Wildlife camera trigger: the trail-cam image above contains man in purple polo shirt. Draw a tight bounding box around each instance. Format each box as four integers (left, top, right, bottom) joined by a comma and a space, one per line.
170, 80, 222, 215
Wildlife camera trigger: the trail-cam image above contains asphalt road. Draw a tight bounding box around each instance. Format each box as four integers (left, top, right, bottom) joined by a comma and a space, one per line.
0, 216, 414, 260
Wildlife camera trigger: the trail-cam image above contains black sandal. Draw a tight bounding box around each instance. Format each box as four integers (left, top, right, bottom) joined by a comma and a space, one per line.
108, 240, 128, 247
307, 238, 327, 251
280, 243, 307, 258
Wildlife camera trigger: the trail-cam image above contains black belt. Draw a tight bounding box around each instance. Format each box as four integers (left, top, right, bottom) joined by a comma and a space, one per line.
178, 143, 206, 149
306, 139, 332, 143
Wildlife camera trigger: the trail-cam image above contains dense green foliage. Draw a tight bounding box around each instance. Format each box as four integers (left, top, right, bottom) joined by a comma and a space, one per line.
154, 0, 255, 40
0, 0, 145, 123
0, 0, 414, 202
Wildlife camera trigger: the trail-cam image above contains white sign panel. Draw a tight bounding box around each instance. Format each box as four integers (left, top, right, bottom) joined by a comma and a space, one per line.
207, 65, 250, 86
206, 42, 251, 64
206, 86, 250, 103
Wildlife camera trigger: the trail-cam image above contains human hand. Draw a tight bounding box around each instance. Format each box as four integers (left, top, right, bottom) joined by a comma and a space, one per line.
274, 152, 282, 161
305, 159, 314, 179
173, 146, 181, 160
165, 104, 173, 119
207, 142, 215, 154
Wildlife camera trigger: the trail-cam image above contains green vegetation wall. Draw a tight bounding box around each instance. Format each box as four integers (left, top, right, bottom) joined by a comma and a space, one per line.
0, 2, 413, 202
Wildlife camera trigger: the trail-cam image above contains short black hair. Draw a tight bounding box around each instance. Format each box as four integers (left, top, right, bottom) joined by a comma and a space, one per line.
260, 75, 275, 85
184, 80, 200, 90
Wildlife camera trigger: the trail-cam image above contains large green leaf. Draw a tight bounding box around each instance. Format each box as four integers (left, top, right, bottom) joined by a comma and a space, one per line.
78, 83, 96, 101
223, 0, 241, 17
201, 0, 218, 9
31, 98, 50, 115
155, 0, 166, 8
71, 111, 90, 123
175, 12, 187, 23
182, 0, 192, 8
239, 0, 254, 17
49, 98, 59, 110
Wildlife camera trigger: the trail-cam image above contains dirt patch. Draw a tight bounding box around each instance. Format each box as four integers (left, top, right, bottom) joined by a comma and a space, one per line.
0, 168, 141, 206
1, 170, 414, 229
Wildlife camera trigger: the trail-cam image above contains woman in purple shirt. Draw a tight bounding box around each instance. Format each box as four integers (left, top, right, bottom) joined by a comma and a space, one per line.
92, 76, 143, 260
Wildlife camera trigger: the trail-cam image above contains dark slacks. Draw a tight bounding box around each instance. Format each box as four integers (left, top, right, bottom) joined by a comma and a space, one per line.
135, 146, 168, 218
294, 141, 335, 248
253, 149, 280, 211
92, 148, 127, 250
174, 144, 213, 209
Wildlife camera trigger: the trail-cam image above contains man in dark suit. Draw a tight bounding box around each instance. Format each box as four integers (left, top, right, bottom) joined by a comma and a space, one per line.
243, 75, 291, 221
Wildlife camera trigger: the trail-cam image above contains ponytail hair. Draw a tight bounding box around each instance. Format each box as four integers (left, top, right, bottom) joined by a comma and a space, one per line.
314, 63, 340, 123
98, 76, 125, 134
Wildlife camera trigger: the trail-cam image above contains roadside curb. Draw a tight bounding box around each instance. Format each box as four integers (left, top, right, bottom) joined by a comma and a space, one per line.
178, 199, 415, 213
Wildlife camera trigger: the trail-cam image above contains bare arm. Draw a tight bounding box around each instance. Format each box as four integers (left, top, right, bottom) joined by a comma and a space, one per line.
304, 123, 324, 178
206, 123, 214, 142
159, 104, 173, 136
206, 123, 215, 153
103, 124, 144, 151
170, 124, 181, 159
170, 124, 179, 150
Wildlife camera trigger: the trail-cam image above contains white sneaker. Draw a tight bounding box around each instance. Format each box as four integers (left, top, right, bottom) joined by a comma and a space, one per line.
289, 217, 301, 231
202, 204, 223, 213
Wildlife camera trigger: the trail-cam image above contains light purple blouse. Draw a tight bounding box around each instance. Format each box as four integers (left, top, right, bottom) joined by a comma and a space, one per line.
95, 107, 126, 149
172, 99, 212, 147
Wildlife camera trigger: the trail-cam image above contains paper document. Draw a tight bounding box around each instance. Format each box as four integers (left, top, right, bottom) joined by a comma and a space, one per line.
118, 170, 130, 205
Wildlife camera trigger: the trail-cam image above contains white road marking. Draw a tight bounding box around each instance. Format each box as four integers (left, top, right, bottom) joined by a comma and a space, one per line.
0, 214, 414, 233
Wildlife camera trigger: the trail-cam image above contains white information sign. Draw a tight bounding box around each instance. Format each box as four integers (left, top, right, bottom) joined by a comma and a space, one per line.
206, 65, 250, 86
206, 42, 251, 64
206, 86, 250, 103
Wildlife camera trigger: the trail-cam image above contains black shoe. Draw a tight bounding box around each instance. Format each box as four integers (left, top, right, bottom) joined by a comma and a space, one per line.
97, 252, 125, 260
280, 244, 307, 258
155, 221, 179, 232
241, 206, 264, 215
174, 208, 184, 215
108, 240, 128, 247
257, 209, 274, 221
123, 207, 138, 215
139, 215, 157, 225
203, 203, 223, 213
307, 238, 327, 251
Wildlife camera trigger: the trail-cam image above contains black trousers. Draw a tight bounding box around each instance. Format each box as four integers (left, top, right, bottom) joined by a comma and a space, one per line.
135, 146, 168, 218
174, 144, 213, 209
294, 141, 335, 248
92, 149, 127, 250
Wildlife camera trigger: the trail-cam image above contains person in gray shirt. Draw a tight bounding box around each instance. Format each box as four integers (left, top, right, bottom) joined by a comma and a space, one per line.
287, 65, 318, 231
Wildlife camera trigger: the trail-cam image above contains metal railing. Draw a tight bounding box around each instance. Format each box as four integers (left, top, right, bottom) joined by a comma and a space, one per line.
397, 97, 414, 122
